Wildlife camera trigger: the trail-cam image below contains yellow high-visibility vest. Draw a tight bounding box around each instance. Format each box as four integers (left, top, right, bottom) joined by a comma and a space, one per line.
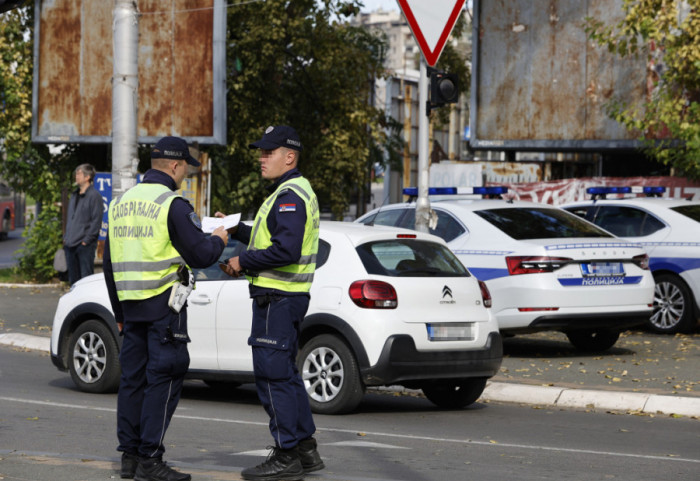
246, 177, 319, 292
108, 183, 187, 301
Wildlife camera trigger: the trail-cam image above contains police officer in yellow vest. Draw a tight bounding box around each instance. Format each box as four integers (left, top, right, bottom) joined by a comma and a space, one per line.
219, 126, 323, 481
104, 136, 228, 481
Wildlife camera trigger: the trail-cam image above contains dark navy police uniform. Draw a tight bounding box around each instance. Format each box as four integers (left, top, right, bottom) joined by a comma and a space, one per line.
104, 169, 225, 460
235, 168, 316, 450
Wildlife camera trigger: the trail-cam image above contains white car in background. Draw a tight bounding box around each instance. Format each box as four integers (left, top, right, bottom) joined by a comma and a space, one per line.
51, 222, 501, 414
562, 186, 700, 334
356, 187, 655, 351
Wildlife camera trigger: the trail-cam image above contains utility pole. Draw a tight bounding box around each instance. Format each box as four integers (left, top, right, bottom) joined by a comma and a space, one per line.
111, 0, 139, 199
415, 56, 431, 233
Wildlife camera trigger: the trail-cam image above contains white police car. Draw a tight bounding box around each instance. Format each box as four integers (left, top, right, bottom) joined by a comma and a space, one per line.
562, 186, 700, 334
50, 221, 501, 414
356, 187, 655, 351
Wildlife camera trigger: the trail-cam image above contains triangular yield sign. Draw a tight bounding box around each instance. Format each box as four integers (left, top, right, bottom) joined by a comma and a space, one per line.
397, 0, 466, 67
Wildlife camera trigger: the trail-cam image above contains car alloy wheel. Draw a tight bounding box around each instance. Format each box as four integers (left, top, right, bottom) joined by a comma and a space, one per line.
298, 334, 364, 415
68, 319, 120, 393
650, 274, 695, 334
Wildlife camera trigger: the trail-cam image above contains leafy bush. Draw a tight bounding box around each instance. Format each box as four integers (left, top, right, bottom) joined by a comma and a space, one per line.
16, 203, 62, 283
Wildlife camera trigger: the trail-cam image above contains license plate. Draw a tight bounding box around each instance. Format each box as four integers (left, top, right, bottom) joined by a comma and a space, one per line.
580, 262, 625, 277
426, 323, 474, 341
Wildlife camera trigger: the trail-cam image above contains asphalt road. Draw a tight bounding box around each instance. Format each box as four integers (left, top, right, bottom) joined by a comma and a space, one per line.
1, 347, 699, 481
1, 284, 698, 396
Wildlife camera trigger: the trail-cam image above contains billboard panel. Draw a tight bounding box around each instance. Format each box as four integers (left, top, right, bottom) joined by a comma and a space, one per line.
31, 0, 226, 145
470, 0, 647, 151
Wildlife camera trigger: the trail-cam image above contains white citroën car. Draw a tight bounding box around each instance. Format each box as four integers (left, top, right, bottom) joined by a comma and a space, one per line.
51, 222, 502, 414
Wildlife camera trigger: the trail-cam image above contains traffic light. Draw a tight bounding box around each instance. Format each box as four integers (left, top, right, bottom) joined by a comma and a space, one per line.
429, 70, 459, 113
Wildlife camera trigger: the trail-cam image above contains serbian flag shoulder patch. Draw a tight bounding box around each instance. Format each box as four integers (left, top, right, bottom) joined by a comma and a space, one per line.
279, 203, 297, 213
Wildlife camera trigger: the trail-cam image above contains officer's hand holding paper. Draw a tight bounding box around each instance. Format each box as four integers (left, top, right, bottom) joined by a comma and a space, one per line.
202, 212, 240, 235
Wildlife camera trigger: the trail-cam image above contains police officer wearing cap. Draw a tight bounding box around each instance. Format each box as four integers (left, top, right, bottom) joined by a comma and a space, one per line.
218, 125, 323, 481
104, 136, 228, 481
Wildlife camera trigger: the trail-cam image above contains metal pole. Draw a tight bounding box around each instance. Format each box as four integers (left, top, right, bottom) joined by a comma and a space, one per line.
112, 0, 139, 199
415, 57, 430, 233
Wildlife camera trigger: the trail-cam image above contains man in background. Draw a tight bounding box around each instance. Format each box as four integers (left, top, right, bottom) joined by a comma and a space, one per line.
64, 163, 103, 285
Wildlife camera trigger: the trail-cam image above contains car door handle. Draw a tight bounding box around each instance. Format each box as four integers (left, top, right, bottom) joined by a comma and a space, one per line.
189, 295, 212, 305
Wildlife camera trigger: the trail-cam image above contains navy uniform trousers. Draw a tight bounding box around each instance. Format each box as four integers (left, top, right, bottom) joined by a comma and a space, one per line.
117, 309, 190, 459
249, 295, 316, 449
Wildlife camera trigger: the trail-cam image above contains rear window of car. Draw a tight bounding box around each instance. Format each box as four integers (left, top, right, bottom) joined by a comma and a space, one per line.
593, 205, 666, 236
359, 208, 467, 243
360, 208, 405, 227
397, 209, 466, 243
474, 207, 613, 240
355, 239, 469, 277
671, 204, 700, 223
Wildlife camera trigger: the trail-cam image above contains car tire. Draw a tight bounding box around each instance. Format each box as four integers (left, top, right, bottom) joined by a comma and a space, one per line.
422, 378, 487, 409
298, 334, 365, 415
650, 274, 696, 334
565, 329, 620, 352
68, 320, 120, 393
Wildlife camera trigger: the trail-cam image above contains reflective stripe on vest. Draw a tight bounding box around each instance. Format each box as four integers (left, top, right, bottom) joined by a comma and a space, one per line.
246, 178, 319, 292
108, 183, 187, 301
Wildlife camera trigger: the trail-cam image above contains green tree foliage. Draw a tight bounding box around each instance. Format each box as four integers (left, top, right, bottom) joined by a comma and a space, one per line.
0, 7, 57, 203
1, 7, 88, 281
586, 0, 700, 178
211, 0, 393, 218
16, 203, 62, 282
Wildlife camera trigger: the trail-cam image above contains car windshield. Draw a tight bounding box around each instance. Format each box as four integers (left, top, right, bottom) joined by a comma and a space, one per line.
474, 207, 613, 240
356, 239, 469, 277
671, 204, 700, 223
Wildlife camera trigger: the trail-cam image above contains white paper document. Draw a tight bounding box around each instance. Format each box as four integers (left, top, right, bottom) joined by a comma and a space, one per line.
201, 213, 241, 233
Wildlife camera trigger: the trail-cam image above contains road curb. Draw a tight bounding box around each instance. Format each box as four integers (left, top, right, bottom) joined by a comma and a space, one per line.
481, 381, 700, 418
0, 332, 51, 351
2, 333, 699, 418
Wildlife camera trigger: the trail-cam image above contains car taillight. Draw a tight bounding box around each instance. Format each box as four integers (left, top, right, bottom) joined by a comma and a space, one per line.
478, 280, 492, 308
349, 280, 397, 309
506, 256, 572, 275
632, 253, 650, 270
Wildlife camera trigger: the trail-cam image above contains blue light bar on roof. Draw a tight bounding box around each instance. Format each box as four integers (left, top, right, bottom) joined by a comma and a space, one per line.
586, 186, 666, 195
402, 186, 508, 196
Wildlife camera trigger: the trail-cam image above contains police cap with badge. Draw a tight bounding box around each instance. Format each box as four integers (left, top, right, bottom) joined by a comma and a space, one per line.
151, 136, 203, 229
249, 125, 303, 152
151, 136, 201, 166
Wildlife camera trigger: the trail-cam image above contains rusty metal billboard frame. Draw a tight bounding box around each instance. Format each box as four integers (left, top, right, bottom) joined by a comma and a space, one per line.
470, 0, 648, 152
31, 0, 227, 146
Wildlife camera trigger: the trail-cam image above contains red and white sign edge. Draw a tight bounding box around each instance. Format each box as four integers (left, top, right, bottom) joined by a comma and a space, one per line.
397, 0, 466, 67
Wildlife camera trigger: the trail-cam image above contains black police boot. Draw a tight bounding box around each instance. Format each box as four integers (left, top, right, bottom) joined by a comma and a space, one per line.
241, 446, 304, 481
297, 437, 325, 473
133, 457, 191, 481
120, 452, 140, 479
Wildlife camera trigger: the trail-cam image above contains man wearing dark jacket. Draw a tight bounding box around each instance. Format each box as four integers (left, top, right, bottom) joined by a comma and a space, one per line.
219, 125, 323, 481
63, 163, 103, 285
104, 137, 228, 481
